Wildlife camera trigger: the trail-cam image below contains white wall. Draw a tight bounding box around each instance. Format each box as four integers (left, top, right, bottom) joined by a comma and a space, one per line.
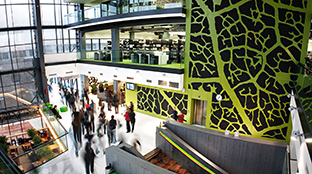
85, 30, 180, 40
45, 63, 184, 91
45, 52, 77, 63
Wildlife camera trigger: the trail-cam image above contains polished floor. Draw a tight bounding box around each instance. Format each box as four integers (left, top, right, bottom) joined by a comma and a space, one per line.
29, 83, 165, 174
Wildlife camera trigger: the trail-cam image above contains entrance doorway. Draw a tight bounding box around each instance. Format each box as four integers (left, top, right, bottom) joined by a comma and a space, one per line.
193, 99, 207, 126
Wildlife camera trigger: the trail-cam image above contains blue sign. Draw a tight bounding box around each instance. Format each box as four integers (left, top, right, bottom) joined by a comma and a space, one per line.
0, 98, 3, 101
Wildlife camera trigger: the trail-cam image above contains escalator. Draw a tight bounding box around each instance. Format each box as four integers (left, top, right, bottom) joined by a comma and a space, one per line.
154, 126, 229, 174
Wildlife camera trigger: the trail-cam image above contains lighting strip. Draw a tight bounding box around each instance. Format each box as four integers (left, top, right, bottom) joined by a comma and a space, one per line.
159, 131, 216, 174
39, 108, 66, 152
67, 13, 186, 30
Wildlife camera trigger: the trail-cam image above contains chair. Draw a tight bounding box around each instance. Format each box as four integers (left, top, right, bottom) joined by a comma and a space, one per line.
11, 139, 16, 146
132, 53, 139, 63
141, 54, 148, 64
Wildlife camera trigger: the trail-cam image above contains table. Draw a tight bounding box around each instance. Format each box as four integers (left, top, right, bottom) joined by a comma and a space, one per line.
9, 146, 17, 153
22, 142, 31, 150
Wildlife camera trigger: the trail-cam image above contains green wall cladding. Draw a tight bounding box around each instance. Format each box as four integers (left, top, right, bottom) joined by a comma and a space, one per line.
186, 0, 311, 141
137, 86, 188, 118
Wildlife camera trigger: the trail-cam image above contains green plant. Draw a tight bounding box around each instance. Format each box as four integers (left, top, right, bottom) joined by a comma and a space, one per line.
36, 146, 54, 161
0, 136, 8, 154
91, 85, 97, 94
27, 128, 37, 139
33, 136, 42, 146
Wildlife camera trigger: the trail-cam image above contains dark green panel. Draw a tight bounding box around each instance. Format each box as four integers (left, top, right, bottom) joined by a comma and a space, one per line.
137, 86, 188, 118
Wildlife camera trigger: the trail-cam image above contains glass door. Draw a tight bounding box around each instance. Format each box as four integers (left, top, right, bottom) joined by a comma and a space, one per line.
193, 99, 207, 126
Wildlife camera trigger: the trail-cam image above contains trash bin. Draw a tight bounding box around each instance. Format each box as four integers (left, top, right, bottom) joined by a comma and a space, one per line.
94, 52, 99, 60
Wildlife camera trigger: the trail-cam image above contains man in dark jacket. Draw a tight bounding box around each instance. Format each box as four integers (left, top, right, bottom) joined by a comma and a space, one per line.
128, 111, 136, 133
107, 115, 116, 145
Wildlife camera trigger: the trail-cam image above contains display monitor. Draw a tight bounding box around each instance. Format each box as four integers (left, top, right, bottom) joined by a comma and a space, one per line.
126, 83, 135, 91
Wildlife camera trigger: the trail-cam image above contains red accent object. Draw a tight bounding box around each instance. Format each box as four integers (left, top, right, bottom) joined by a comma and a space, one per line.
45, 90, 48, 94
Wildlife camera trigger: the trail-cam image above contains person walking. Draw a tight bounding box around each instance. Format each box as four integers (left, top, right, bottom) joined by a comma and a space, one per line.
171, 108, 178, 121
129, 101, 134, 112
84, 142, 95, 174
124, 107, 131, 133
107, 115, 117, 146
128, 110, 136, 133
113, 94, 119, 114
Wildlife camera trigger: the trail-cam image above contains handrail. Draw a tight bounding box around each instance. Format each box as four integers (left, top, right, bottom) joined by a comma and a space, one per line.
159, 129, 229, 174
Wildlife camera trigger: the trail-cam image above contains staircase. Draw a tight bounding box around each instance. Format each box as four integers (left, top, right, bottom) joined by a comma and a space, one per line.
144, 148, 191, 174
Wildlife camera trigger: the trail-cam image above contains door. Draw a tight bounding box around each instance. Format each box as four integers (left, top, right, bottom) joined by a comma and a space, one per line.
193, 99, 207, 126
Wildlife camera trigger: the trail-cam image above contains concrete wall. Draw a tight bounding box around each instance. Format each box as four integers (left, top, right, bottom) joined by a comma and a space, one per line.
105, 146, 175, 174
159, 121, 287, 174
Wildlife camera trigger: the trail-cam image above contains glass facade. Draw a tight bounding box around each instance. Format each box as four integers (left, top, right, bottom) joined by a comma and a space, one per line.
0, 0, 76, 111
64, 0, 186, 24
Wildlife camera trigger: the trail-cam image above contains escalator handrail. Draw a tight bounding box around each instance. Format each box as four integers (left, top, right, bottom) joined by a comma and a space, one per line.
159, 130, 228, 174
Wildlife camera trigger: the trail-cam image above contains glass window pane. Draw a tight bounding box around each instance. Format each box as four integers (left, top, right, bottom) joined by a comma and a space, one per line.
10, 45, 34, 70
43, 29, 56, 40
0, 6, 7, 27
70, 39, 76, 52
57, 39, 64, 53
6, 0, 29, 4
41, 5, 55, 25
43, 40, 57, 54
0, 31, 8, 47
92, 39, 99, 50
0, 47, 11, 72
2, 74, 17, 109
70, 30, 76, 39
7, 4, 30, 27
9, 30, 32, 45
86, 39, 91, 51
63, 29, 69, 39
40, 0, 54, 4
64, 39, 69, 52
16, 71, 36, 105
55, 4, 62, 25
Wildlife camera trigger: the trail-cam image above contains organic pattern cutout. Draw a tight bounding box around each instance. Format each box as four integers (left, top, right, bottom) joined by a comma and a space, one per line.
137, 86, 188, 117
189, 0, 308, 140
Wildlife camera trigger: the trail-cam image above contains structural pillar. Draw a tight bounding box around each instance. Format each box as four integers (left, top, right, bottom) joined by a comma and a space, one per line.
111, 27, 121, 62
129, 31, 135, 40
163, 31, 170, 39
34, 0, 48, 103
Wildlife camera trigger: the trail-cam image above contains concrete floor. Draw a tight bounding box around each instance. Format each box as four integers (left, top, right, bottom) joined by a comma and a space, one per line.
28, 83, 165, 174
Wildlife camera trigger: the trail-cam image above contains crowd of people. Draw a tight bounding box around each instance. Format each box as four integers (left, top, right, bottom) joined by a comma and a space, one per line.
47, 81, 186, 174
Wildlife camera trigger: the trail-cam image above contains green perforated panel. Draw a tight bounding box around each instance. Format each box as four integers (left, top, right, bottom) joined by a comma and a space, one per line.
186, 0, 311, 141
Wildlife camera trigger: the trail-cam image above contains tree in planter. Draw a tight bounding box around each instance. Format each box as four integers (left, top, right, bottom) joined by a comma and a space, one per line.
33, 136, 42, 146
27, 128, 37, 139
0, 136, 8, 154
91, 85, 97, 94
36, 146, 54, 161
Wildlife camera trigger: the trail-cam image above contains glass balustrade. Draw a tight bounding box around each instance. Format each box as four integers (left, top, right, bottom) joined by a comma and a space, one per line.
64, 0, 185, 25
293, 63, 312, 131
77, 49, 185, 69
4, 103, 69, 173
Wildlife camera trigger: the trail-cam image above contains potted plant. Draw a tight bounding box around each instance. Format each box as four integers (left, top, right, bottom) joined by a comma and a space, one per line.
0, 136, 8, 154
27, 128, 37, 139
36, 146, 54, 161
91, 85, 97, 94
33, 136, 42, 146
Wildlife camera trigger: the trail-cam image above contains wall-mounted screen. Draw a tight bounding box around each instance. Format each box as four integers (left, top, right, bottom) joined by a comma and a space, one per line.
126, 83, 135, 91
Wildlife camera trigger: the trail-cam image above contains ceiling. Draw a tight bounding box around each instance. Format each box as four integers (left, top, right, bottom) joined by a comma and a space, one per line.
64, 0, 110, 6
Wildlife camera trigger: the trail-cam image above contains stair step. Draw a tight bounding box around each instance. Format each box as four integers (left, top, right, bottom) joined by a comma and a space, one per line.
144, 148, 161, 161
177, 168, 187, 174
171, 164, 181, 172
